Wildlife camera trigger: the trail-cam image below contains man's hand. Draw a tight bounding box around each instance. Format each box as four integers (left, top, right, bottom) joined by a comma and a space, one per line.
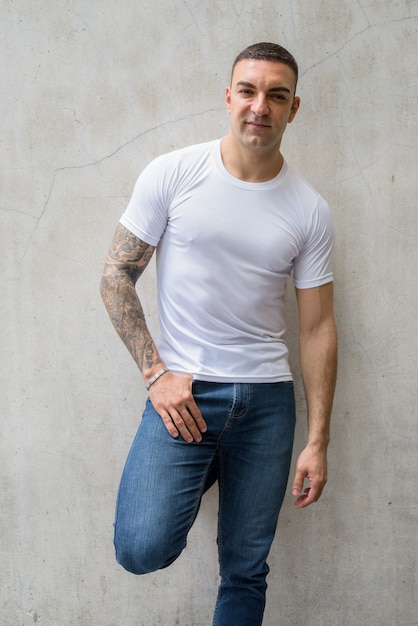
292, 444, 328, 508
149, 372, 207, 443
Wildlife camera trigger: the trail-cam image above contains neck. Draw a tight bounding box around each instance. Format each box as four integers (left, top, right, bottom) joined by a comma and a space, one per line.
220, 134, 284, 183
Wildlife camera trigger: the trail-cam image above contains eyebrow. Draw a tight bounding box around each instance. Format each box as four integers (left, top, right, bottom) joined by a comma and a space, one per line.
235, 81, 291, 94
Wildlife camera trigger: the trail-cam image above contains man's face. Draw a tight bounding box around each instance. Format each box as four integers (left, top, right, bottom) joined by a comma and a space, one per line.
225, 59, 300, 153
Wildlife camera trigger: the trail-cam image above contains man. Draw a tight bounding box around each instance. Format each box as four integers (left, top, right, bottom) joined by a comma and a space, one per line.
101, 42, 337, 625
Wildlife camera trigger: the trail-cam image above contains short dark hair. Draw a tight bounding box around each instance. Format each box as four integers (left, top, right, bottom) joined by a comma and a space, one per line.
231, 42, 298, 88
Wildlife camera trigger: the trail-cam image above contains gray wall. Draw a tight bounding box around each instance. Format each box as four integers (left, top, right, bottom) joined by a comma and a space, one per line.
2, 1, 417, 624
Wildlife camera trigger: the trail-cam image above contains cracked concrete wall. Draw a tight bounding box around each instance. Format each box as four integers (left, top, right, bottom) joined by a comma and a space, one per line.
1, 1, 417, 624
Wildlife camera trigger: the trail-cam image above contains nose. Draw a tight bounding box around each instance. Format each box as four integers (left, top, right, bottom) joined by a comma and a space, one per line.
251, 94, 269, 117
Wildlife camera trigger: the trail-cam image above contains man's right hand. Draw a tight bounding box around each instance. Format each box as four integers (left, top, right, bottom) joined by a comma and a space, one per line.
148, 372, 207, 443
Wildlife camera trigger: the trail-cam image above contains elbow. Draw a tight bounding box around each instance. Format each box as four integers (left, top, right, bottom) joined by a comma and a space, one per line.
100, 273, 107, 301
299, 319, 337, 342
100, 269, 137, 312
100, 273, 114, 308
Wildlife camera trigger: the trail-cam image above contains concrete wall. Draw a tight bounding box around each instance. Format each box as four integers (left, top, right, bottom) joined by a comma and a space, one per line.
2, 1, 417, 624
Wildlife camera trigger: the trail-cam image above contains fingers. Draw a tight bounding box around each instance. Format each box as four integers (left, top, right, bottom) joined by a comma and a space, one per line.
149, 373, 207, 443
293, 481, 324, 509
292, 447, 328, 508
292, 470, 305, 500
292, 472, 313, 509
161, 406, 206, 443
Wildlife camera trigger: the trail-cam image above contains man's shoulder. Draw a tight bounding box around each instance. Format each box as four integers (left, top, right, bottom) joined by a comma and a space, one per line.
155, 139, 219, 165
143, 139, 220, 190
283, 161, 330, 209
284, 162, 320, 195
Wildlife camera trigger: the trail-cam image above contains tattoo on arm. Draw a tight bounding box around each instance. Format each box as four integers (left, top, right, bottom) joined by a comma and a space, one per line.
100, 224, 162, 375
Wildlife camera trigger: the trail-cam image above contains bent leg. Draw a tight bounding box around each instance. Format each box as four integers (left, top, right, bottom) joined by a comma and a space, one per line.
114, 398, 216, 575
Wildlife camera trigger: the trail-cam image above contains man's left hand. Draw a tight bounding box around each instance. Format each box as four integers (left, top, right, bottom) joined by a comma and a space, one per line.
292, 444, 328, 508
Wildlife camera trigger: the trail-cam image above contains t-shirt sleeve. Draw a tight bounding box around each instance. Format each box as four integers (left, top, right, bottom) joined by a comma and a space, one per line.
293, 196, 335, 289
119, 156, 170, 247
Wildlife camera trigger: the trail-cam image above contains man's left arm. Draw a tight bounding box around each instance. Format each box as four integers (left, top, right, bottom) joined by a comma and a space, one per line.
292, 281, 338, 508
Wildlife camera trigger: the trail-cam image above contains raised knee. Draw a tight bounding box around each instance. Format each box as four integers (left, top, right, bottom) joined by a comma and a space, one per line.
114, 532, 182, 575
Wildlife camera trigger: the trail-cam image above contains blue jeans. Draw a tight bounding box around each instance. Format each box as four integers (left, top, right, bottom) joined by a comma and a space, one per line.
114, 381, 296, 626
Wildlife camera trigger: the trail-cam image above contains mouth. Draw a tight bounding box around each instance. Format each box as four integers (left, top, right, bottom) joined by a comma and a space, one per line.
246, 120, 271, 129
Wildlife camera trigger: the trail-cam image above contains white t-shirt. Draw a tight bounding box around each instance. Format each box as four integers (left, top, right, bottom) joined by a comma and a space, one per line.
120, 139, 334, 383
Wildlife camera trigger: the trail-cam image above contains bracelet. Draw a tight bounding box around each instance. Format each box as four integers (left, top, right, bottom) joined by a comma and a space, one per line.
145, 368, 169, 391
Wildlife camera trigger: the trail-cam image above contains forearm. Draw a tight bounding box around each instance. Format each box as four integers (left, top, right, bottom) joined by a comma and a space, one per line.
293, 283, 337, 506
299, 322, 337, 447
100, 271, 163, 381
100, 224, 206, 441
100, 225, 164, 382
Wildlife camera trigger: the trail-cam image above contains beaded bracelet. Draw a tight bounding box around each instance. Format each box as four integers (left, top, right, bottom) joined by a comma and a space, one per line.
145, 368, 169, 391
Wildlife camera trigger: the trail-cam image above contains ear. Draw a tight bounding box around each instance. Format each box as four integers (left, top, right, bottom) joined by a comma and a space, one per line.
288, 96, 300, 123
225, 86, 232, 113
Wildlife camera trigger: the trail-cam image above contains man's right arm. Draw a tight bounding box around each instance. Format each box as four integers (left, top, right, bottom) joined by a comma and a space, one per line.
100, 223, 206, 442
100, 223, 161, 377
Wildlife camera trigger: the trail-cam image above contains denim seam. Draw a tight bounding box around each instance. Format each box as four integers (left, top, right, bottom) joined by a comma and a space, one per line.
228, 383, 252, 418
184, 452, 218, 539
